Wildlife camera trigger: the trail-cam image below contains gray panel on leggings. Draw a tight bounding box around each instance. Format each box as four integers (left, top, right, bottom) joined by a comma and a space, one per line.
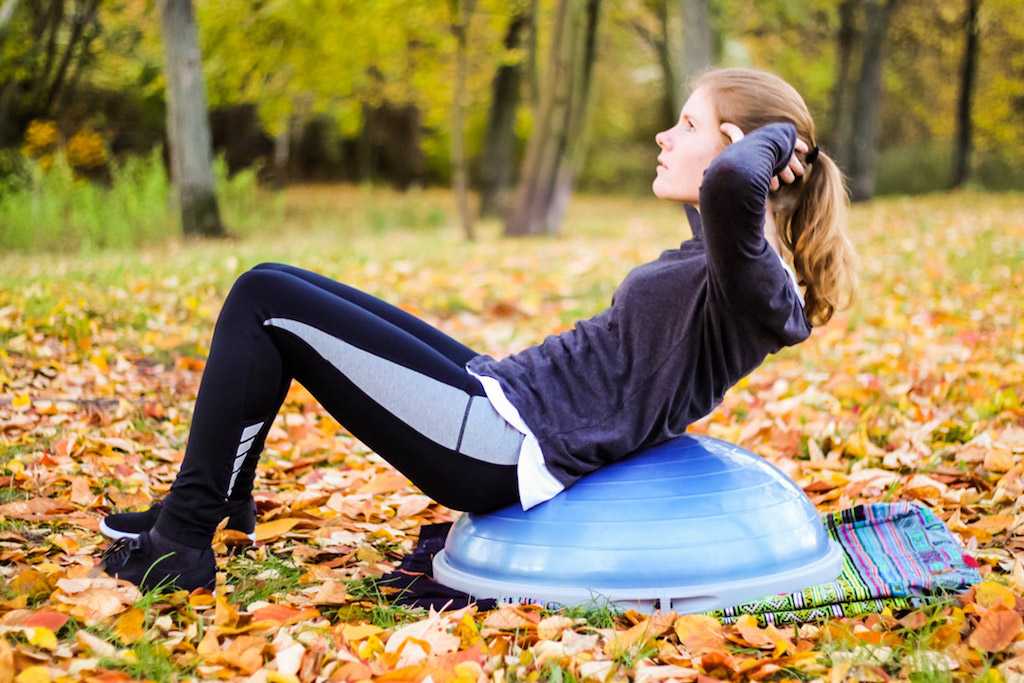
458, 396, 522, 465
263, 317, 521, 466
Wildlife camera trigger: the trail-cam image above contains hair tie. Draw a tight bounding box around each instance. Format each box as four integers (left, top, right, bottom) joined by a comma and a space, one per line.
804, 145, 820, 165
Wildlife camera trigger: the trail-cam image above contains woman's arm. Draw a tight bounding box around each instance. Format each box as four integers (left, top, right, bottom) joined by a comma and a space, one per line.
698, 121, 798, 315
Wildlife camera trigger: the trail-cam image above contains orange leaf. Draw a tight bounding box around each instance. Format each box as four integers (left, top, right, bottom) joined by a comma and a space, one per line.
735, 614, 776, 649
673, 614, 725, 655
69, 477, 94, 507
969, 608, 1023, 652
21, 610, 68, 633
253, 517, 305, 542
249, 604, 318, 626
214, 594, 239, 628
356, 471, 412, 495
312, 579, 350, 605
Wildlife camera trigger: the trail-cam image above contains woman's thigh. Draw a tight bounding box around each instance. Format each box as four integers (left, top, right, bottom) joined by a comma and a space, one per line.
249, 261, 480, 368
238, 267, 522, 513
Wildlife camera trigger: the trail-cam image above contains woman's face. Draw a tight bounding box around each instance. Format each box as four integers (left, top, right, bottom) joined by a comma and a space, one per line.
652, 85, 724, 205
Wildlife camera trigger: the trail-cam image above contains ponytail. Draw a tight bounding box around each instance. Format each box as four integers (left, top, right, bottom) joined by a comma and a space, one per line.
776, 147, 859, 327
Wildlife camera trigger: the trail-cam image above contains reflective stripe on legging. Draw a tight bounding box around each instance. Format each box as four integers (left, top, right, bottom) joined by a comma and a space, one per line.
261, 317, 523, 466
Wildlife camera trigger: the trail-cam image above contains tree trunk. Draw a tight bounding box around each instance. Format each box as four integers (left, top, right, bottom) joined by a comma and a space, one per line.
0, 0, 20, 38
273, 110, 291, 189
951, 0, 980, 188
450, 0, 477, 241
479, 4, 529, 219
680, 0, 711, 91
629, 1, 679, 129
847, 0, 900, 201
505, 0, 602, 237
159, 0, 225, 237
526, 0, 540, 109
828, 0, 858, 170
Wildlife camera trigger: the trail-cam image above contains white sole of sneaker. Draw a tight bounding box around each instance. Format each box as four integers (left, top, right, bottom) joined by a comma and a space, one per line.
99, 519, 257, 542
99, 518, 141, 540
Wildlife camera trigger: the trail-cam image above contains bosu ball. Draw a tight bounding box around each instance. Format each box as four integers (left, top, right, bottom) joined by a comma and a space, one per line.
431, 433, 844, 614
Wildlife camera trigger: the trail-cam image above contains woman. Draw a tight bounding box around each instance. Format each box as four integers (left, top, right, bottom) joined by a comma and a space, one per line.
100, 66, 858, 591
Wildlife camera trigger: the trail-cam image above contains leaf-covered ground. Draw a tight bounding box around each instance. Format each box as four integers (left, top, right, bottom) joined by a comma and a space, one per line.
1, 186, 1024, 682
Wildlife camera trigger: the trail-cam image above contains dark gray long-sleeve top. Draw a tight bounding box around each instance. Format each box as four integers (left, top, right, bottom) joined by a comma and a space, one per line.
464, 121, 812, 489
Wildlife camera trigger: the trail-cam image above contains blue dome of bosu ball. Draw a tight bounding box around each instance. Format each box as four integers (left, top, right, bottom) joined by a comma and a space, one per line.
432, 434, 844, 615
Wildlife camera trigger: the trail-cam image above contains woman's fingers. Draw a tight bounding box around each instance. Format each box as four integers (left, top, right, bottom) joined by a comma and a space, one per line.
789, 155, 805, 177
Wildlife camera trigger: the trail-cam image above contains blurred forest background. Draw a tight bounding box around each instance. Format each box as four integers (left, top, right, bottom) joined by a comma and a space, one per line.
0, 0, 1022, 251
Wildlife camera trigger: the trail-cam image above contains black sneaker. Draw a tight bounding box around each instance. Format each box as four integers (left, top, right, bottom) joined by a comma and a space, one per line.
99, 498, 257, 542
100, 526, 216, 592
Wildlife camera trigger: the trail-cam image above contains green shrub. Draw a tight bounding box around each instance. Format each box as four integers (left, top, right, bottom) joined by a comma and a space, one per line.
0, 147, 173, 252
0, 147, 280, 252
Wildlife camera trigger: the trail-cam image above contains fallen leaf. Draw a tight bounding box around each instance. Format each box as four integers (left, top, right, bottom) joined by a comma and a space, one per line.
254, 517, 306, 542
969, 608, 1022, 652
674, 614, 725, 655
214, 594, 240, 628
114, 607, 145, 644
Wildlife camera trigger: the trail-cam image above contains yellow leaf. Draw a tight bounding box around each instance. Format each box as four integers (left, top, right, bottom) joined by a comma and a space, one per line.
975, 668, 1005, 683
89, 353, 108, 372
115, 607, 145, 644
27, 627, 57, 651
357, 545, 383, 563
11, 393, 31, 412
15, 666, 50, 683
266, 674, 300, 683
342, 623, 385, 643
189, 591, 215, 608
975, 581, 1017, 610
453, 661, 483, 683
357, 634, 386, 660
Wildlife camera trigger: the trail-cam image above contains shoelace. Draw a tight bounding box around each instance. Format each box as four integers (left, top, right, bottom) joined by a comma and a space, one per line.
101, 535, 143, 568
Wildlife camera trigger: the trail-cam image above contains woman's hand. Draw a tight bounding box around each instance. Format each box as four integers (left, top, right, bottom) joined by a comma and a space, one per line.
720, 122, 810, 192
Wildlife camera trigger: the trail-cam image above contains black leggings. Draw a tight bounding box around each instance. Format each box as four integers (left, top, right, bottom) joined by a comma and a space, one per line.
155, 262, 524, 548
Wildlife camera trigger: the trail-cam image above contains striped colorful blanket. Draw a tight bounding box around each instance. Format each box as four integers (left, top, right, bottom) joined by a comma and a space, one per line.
702, 500, 982, 626
376, 500, 982, 626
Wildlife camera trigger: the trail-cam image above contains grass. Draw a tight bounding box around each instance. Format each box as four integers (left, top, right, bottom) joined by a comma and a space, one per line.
97, 637, 192, 683
224, 549, 304, 607
338, 575, 430, 628
0, 486, 31, 504
547, 596, 624, 629
610, 638, 660, 671
816, 592, 966, 681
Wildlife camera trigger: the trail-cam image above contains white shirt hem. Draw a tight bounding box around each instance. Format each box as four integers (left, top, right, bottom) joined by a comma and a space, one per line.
466, 367, 564, 511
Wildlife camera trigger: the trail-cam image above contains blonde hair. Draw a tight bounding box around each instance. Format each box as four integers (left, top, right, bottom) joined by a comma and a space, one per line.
691, 67, 859, 327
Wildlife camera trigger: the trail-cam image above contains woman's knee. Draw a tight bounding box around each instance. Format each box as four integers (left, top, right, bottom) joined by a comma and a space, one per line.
250, 261, 291, 273
226, 266, 287, 305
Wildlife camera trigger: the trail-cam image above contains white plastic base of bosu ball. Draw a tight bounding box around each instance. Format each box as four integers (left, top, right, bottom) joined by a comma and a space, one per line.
432, 433, 844, 615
